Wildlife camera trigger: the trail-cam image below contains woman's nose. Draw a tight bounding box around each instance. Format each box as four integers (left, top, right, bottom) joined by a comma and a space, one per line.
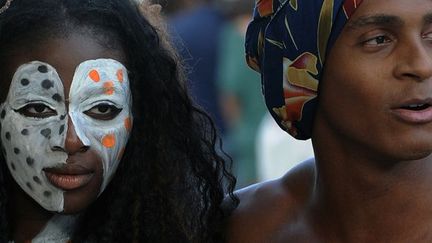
64, 116, 89, 154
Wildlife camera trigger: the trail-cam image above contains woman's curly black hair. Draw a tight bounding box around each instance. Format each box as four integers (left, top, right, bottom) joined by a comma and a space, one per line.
0, 0, 238, 242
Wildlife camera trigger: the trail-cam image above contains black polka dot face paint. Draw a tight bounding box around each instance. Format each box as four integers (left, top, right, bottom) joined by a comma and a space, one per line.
0, 61, 67, 212
0, 59, 132, 212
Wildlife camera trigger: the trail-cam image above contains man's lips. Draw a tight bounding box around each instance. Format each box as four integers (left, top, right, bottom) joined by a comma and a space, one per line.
392, 98, 432, 124
43, 165, 94, 191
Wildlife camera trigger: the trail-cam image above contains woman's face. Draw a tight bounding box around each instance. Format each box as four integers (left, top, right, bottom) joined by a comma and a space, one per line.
0, 31, 132, 214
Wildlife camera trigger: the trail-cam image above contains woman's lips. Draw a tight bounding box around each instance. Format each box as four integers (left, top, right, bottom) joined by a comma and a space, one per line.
44, 166, 94, 191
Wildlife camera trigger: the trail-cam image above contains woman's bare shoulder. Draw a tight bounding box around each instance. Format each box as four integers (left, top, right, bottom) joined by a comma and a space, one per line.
225, 158, 316, 242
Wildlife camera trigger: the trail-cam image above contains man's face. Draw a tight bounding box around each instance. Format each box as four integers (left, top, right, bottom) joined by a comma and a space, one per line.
0, 32, 132, 213
315, 0, 432, 161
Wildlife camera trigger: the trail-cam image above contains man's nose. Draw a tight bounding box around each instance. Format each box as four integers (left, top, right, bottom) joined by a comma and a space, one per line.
393, 39, 432, 81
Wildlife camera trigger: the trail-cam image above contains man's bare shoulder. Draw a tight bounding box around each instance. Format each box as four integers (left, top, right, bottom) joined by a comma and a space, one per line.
226, 159, 316, 243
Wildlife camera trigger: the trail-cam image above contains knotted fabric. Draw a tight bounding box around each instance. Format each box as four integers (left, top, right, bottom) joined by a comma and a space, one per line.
246, 0, 363, 139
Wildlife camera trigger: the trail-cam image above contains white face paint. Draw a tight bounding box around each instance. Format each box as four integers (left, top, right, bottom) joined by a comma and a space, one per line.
69, 59, 132, 192
0, 59, 132, 212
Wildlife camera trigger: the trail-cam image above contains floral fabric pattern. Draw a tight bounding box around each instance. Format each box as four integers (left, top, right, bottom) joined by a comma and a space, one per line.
246, 0, 362, 139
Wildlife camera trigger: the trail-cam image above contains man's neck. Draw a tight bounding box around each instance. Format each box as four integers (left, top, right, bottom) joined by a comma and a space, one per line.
311, 137, 432, 242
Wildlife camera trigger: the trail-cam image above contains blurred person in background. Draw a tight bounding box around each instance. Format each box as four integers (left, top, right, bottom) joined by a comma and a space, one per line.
161, 0, 227, 135
256, 113, 313, 182
215, 0, 267, 188
155, 0, 192, 15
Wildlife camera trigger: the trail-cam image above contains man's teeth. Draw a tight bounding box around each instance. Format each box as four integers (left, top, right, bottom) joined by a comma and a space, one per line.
405, 104, 430, 110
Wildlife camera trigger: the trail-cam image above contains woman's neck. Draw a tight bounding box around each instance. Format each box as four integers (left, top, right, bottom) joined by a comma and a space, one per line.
9, 182, 53, 242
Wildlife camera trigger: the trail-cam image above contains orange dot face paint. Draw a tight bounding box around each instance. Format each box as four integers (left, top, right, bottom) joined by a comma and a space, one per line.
101, 134, 116, 148
103, 81, 115, 95
124, 117, 132, 132
89, 69, 100, 82
116, 69, 124, 83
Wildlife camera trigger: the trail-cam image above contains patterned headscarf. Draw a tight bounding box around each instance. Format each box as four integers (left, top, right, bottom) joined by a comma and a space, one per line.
246, 0, 363, 139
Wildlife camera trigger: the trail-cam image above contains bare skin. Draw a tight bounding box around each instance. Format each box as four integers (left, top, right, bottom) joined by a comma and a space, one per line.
227, 0, 432, 242
227, 159, 317, 242
9, 183, 53, 243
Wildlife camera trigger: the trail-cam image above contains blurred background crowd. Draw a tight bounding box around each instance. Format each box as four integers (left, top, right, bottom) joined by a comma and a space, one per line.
155, 0, 314, 189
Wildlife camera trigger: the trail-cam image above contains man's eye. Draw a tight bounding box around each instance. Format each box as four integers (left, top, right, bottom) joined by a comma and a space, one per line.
16, 103, 57, 118
363, 35, 391, 46
84, 104, 122, 120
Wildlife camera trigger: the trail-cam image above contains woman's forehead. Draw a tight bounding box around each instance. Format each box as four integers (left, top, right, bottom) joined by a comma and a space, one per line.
3, 32, 125, 95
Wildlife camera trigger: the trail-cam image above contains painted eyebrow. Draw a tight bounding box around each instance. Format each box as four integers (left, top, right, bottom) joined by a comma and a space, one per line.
346, 14, 404, 30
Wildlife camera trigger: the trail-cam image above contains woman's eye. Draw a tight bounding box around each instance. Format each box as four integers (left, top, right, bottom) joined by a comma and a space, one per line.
17, 103, 57, 118
363, 35, 391, 46
84, 104, 122, 120
422, 32, 432, 41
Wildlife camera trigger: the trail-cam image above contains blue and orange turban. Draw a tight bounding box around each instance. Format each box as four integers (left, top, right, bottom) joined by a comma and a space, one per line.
246, 0, 363, 139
